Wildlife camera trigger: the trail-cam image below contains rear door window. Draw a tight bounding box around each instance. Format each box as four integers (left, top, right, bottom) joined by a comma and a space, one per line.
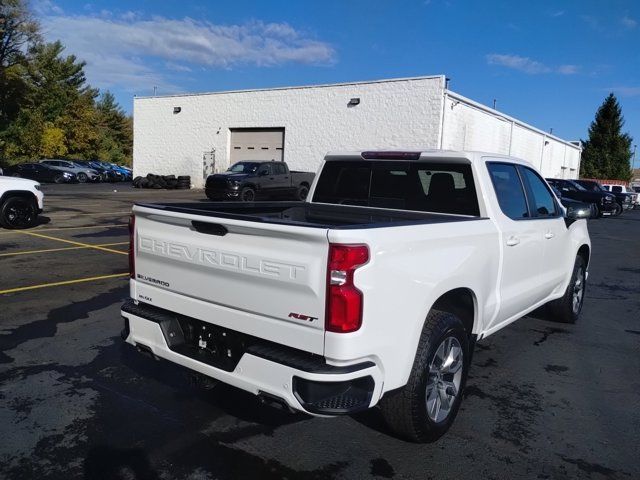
487, 163, 529, 219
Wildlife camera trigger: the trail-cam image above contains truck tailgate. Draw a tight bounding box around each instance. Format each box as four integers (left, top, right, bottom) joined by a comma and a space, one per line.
131, 205, 329, 354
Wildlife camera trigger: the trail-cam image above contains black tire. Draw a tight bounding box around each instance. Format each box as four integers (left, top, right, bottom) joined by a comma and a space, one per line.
592, 203, 602, 219
611, 203, 622, 217
546, 255, 586, 324
297, 184, 309, 201
0, 196, 38, 229
77, 172, 88, 183
53, 174, 65, 184
240, 187, 255, 202
379, 310, 470, 443
177, 176, 190, 181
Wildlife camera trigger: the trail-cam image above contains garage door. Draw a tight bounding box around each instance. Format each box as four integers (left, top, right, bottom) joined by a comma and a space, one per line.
230, 128, 284, 164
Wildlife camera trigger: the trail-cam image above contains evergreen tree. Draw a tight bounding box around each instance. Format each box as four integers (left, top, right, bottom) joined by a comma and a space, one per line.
580, 93, 633, 180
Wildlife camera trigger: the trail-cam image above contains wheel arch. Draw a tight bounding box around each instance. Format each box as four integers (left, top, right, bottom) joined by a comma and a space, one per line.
1, 190, 38, 206
430, 287, 478, 338
577, 244, 590, 269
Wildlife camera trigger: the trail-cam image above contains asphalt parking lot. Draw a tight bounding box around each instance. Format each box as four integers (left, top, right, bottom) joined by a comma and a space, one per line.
1, 184, 639, 480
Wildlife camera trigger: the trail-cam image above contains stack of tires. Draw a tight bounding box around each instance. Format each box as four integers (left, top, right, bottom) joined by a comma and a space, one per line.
132, 174, 190, 190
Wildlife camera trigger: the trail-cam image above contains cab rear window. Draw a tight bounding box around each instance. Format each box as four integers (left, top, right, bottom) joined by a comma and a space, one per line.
312, 160, 480, 216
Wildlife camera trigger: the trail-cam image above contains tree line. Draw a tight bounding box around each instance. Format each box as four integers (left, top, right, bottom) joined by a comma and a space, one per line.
0, 0, 132, 167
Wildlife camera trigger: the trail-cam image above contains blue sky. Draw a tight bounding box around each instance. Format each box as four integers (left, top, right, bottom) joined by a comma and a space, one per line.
35, 0, 639, 148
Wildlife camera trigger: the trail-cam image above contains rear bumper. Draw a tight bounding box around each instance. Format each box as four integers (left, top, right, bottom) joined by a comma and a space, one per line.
120, 300, 382, 415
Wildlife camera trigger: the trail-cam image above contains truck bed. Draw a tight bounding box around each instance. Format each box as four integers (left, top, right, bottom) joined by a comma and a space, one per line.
136, 201, 481, 229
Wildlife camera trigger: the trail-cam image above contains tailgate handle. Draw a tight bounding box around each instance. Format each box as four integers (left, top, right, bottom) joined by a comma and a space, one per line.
192, 221, 228, 236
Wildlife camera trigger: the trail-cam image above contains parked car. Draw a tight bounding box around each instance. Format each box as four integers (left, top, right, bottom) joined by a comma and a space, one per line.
205, 161, 315, 201
546, 178, 619, 216
93, 161, 128, 182
0, 175, 44, 229
3, 163, 77, 184
39, 159, 101, 183
599, 184, 638, 209
573, 180, 634, 213
122, 150, 590, 443
107, 163, 133, 181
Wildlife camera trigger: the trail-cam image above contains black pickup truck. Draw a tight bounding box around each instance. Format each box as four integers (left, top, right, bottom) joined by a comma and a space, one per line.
205, 161, 315, 202
546, 178, 619, 217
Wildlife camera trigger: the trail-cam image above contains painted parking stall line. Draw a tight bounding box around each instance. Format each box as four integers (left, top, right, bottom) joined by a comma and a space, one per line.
17, 231, 128, 255
0, 242, 128, 258
0, 273, 129, 295
0, 223, 128, 235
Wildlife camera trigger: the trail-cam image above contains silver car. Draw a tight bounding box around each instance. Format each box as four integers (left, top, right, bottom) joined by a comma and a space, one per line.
39, 159, 101, 183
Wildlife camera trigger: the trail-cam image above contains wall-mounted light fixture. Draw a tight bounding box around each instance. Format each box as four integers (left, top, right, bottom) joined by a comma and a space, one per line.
348, 98, 360, 107
173, 107, 182, 114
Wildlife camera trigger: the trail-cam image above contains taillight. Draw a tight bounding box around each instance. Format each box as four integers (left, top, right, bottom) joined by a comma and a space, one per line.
326, 244, 369, 333
128, 214, 135, 279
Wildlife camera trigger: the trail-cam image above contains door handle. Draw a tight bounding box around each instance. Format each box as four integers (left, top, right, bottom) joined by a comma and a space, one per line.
506, 236, 520, 246
544, 232, 555, 239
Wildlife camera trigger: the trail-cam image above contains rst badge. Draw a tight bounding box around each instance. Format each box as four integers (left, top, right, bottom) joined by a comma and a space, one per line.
288, 312, 318, 322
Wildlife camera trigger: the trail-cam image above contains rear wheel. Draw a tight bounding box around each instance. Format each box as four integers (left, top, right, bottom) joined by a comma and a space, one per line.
0, 196, 38, 229
297, 185, 309, 201
380, 310, 469, 442
547, 255, 586, 324
77, 172, 88, 183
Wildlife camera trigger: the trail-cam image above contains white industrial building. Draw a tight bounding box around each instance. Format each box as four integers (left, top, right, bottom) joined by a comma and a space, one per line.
133, 75, 581, 188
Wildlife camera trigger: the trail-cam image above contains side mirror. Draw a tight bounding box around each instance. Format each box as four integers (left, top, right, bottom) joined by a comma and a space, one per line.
565, 205, 591, 220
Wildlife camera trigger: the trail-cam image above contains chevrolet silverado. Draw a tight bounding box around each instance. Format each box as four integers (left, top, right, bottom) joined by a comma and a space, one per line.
121, 150, 591, 442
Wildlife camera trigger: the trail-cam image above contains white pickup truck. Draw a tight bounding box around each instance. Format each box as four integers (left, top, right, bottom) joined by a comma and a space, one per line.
121, 150, 591, 442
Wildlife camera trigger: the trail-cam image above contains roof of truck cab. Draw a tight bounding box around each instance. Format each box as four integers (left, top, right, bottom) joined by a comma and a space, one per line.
324, 150, 534, 167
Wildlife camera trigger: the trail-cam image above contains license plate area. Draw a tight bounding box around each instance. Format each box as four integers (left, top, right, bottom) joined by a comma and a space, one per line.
162, 315, 255, 372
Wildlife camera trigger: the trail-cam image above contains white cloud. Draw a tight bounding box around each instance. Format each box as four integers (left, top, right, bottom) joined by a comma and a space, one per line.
486, 54, 579, 75
621, 15, 637, 29
609, 86, 640, 97
486, 54, 551, 74
38, 9, 336, 94
32, 0, 63, 15
557, 64, 579, 75
550, 10, 565, 17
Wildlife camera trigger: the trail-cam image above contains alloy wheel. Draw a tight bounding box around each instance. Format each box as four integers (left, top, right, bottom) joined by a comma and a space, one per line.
572, 267, 585, 314
426, 336, 463, 423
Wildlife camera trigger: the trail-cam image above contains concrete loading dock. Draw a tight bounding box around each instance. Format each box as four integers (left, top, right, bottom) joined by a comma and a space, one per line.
133, 76, 582, 188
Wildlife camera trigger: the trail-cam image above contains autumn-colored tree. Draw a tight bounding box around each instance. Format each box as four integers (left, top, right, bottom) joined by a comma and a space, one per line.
0, 1, 132, 167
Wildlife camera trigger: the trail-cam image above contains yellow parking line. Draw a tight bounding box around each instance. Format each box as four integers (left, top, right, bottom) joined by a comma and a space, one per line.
18, 231, 128, 255
0, 273, 129, 295
0, 242, 128, 258
48, 211, 131, 218
0, 224, 128, 235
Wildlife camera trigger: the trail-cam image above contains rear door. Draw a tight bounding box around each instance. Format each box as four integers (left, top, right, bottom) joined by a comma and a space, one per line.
132, 205, 329, 354
272, 162, 291, 193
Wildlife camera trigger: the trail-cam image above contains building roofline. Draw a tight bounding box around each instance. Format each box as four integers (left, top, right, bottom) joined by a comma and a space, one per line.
445, 89, 581, 150
133, 75, 446, 100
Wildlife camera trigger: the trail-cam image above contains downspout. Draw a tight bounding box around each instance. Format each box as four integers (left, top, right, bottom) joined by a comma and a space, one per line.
540, 134, 546, 170
439, 87, 448, 149
508, 121, 514, 155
